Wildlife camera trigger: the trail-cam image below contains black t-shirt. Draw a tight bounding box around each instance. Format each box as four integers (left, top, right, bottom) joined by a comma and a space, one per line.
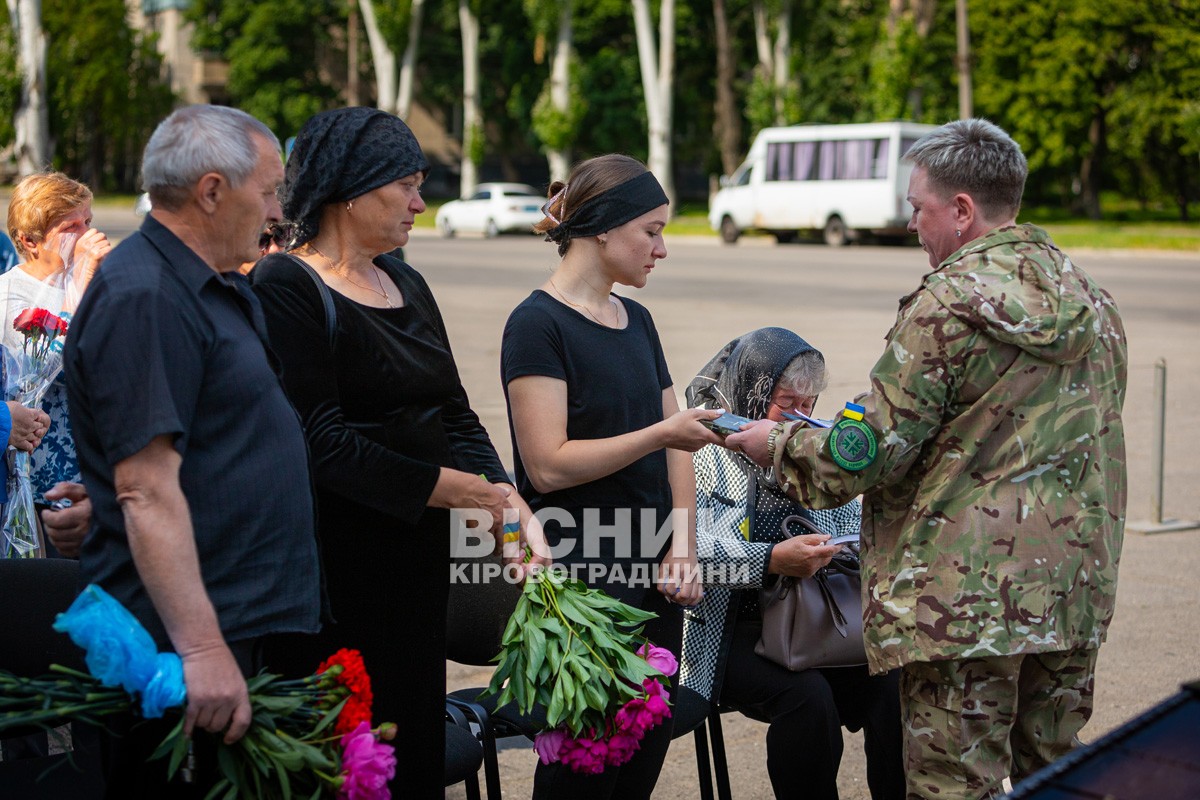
501, 290, 673, 564
65, 215, 321, 647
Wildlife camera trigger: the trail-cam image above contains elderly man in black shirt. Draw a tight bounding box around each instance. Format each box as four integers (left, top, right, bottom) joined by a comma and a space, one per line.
64, 104, 321, 796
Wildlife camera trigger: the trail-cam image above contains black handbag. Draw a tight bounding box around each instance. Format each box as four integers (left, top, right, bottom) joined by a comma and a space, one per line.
754, 514, 867, 670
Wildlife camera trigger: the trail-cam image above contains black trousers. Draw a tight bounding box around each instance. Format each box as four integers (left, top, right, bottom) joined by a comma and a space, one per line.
532, 589, 683, 800
720, 620, 905, 800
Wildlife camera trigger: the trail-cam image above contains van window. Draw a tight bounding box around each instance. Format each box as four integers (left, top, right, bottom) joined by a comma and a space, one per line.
732, 164, 752, 186
901, 137, 921, 157
766, 138, 890, 181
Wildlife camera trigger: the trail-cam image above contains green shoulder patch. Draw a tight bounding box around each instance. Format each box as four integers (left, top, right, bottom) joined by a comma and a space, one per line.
828, 418, 878, 471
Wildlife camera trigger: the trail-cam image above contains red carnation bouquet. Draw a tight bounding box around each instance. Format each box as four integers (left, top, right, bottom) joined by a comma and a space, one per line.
2, 299, 71, 558
157, 647, 398, 800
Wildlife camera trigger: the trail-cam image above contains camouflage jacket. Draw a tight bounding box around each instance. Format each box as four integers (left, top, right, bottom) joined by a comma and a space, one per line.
775, 224, 1128, 673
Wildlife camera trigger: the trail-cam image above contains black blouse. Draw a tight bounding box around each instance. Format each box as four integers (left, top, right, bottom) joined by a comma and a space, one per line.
251, 253, 506, 525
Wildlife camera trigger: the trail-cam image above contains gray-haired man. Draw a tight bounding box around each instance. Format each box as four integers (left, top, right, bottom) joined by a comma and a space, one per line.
65, 105, 321, 796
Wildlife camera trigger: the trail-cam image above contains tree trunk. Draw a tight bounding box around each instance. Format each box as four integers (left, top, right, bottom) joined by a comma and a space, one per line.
772, 0, 791, 124
396, 0, 425, 120
459, 0, 481, 197
546, 3, 572, 183
712, 0, 741, 176
347, 0, 360, 106
358, 0, 397, 115
1078, 105, 1106, 220
7, 0, 50, 175
752, 1, 772, 74
631, 0, 675, 208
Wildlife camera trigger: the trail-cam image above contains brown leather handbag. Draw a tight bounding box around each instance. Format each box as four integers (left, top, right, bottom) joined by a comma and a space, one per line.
755, 514, 867, 670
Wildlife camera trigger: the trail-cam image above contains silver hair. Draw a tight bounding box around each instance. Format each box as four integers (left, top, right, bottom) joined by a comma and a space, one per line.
141, 105, 280, 210
904, 118, 1027, 221
779, 350, 828, 398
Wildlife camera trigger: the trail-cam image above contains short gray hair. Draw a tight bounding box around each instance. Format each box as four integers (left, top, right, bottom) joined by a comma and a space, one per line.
779, 350, 828, 398
904, 118, 1027, 221
142, 105, 280, 210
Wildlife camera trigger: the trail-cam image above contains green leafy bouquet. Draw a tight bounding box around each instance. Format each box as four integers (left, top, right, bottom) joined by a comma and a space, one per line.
483, 569, 678, 774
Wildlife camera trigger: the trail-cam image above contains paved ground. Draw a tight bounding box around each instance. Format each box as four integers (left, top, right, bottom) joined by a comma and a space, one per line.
415, 231, 1200, 799
38, 205, 1200, 798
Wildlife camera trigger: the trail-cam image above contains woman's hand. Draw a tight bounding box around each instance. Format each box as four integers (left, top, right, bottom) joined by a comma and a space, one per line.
658, 549, 704, 607
656, 408, 724, 452
72, 228, 111, 288
767, 534, 840, 579
428, 468, 510, 534
7, 402, 49, 451
497, 487, 554, 580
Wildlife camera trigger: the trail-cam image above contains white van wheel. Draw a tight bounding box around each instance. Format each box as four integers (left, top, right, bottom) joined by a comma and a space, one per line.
823, 216, 848, 247
720, 216, 740, 244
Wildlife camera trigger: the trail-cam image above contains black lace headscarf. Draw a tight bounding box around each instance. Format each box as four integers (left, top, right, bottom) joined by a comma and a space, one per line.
685, 327, 823, 419
282, 107, 429, 246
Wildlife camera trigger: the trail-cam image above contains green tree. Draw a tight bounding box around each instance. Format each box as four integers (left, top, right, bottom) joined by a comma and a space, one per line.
973, 0, 1150, 218
37, 0, 174, 190
1105, 0, 1200, 220
187, 0, 344, 139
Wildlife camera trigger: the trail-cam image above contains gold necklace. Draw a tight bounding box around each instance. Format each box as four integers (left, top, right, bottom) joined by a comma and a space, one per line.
549, 276, 617, 327
310, 244, 396, 308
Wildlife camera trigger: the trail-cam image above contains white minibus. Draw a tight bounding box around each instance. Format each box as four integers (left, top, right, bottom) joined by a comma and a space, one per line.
709, 121, 939, 246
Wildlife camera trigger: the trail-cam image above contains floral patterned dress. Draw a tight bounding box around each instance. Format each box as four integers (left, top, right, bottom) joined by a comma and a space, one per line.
0, 267, 81, 497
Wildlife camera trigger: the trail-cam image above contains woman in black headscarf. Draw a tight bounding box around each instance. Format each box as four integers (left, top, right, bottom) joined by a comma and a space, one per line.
252, 107, 547, 796
682, 328, 904, 800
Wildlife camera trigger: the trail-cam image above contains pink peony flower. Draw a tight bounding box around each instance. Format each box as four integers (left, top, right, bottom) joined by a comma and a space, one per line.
559, 734, 609, 775
533, 729, 569, 765
644, 692, 671, 726
604, 732, 642, 766
338, 721, 397, 800
637, 643, 678, 677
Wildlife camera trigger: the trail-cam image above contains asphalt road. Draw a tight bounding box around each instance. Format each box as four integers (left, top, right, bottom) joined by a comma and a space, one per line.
67, 208, 1200, 797
409, 230, 1200, 799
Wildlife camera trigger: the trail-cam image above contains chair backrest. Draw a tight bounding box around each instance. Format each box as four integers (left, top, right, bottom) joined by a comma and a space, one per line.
0, 558, 85, 675
445, 555, 522, 666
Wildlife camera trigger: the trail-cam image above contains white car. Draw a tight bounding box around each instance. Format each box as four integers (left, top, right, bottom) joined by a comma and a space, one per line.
435, 182, 544, 238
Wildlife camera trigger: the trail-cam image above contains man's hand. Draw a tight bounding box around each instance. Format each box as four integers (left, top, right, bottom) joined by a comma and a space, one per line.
40, 481, 91, 558
179, 642, 252, 743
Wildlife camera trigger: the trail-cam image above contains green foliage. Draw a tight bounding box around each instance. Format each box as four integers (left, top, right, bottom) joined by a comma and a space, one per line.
186, 0, 343, 139
0, 24, 20, 146
531, 83, 587, 153
40, 0, 175, 190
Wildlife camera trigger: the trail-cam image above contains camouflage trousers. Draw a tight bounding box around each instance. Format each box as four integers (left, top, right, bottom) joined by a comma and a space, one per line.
900, 648, 1099, 800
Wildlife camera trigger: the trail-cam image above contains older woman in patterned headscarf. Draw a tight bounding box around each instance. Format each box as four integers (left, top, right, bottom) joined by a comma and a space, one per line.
251, 107, 547, 797
682, 327, 904, 800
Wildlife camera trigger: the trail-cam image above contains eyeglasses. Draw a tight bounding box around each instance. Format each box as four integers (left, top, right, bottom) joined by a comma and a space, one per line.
258, 226, 288, 253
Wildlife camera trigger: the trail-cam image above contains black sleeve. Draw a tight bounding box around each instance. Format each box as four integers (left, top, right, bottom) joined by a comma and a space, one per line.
251, 254, 441, 522
70, 282, 197, 465
387, 258, 507, 483
500, 302, 567, 384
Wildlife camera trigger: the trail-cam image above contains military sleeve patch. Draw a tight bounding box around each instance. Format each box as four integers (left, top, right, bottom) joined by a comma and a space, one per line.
829, 417, 878, 471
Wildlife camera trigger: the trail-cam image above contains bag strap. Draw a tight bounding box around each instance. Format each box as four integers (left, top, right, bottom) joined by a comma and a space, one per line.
286, 254, 337, 350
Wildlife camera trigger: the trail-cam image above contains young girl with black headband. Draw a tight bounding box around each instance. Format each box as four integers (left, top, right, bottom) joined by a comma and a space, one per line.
501, 154, 723, 799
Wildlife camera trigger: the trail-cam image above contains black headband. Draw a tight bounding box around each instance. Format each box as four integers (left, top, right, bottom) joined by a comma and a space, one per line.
545, 171, 668, 243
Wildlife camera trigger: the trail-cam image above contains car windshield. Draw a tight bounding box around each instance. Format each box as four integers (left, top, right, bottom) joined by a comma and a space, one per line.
502, 185, 542, 198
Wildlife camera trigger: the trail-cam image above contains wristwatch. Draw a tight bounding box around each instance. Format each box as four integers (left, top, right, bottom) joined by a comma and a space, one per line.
766, 422, 786, 462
